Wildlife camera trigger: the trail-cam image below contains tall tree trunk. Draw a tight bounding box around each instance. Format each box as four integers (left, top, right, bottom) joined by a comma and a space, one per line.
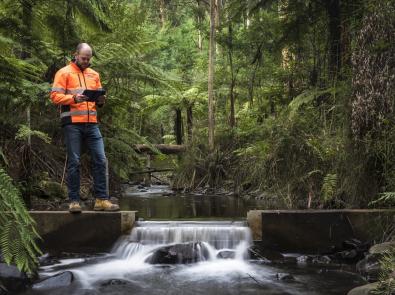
215, 0, 221, 28
227, 20, 235, 128
186, 105, 193, 142
174, 108, 183, 145
208, 0, 216, 150
158, 0, 166, 28
160, 124, 164, 144
248, 62, 258, 105
63, 0, 73, 62
196, 0, 203, 50
279, 0, 294, 100
21, 0, 34, 209
326, 0, 342, 82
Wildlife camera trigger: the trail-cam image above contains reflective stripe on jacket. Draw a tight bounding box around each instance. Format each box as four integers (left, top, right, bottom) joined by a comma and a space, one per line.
50, 62, 103, 125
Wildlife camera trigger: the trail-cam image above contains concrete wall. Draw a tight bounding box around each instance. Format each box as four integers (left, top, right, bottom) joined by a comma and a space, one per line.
247, 209, 395, 252
30, 211, 137, 253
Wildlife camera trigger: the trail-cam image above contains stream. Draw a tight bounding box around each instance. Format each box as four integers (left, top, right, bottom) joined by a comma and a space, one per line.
18, 185, 366, 295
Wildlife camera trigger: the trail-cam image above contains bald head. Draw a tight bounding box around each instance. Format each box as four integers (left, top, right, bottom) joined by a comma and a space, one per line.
76, 43, 92, 55
74, 43, 92, 70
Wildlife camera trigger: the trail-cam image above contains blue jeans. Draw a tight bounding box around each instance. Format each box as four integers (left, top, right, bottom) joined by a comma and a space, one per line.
63, 124, 108, 201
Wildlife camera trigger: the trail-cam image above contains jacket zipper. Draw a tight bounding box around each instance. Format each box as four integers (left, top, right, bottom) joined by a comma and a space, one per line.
77, 71, 90, 123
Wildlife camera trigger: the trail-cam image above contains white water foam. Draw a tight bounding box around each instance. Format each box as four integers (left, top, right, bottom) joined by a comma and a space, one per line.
62, 221, 253, 287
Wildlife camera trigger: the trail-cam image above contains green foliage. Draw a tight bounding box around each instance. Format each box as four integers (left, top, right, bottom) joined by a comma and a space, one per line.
15, 125, 51, 144
369, 192, 395, 207
321, 174, 338, 203
0, 168, 42, 273
372, 247, 395, 295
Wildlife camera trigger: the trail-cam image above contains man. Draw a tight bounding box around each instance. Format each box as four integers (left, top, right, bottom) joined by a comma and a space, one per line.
50, 43, 119, 213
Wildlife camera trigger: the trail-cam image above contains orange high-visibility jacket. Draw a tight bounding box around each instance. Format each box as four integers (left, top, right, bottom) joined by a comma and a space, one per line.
50, 62, 104, 126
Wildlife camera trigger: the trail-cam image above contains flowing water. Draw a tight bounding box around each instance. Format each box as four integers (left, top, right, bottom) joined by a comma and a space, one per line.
120, 184, 267, 219
19, 221, 365, 295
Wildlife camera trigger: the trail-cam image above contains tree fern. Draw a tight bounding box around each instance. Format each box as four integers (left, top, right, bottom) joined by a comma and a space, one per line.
0, 168, 42, 273
321, 173, 337, 203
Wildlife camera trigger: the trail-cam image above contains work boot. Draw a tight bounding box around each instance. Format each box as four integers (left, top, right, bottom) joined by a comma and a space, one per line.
93, 199, 120, 211
69, 201, 82, 213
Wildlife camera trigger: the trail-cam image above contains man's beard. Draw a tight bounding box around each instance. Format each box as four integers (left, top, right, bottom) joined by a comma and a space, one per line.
76, 60, 90, 70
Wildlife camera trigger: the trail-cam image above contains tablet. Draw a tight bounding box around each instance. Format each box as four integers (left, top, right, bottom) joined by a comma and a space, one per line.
82, 89, 106, 102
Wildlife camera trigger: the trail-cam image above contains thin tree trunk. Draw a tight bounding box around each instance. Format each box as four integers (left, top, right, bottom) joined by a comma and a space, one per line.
160, 123, 164, 144
186, 105, 193, 142
208, 0, 216, 151
174, 108, 183, 145
196, 0, 203, 50
158, 0, 166, 28
215, 0, 221, 28
228, 21, 235, 128
326, 0, 342, 82
21, 0, 34, 209
248, 62, 258, 105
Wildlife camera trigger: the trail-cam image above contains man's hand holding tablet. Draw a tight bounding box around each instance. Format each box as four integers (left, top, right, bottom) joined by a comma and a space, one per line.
82, 89, 106, 102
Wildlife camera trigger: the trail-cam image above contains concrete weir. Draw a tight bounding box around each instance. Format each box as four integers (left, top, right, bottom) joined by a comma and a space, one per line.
30, 211, 137, 253
247, 209, 395, 252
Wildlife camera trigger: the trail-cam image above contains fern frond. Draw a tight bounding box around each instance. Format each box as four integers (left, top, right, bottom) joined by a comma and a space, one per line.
321, 173, 338, 202
0, 168, 42, 273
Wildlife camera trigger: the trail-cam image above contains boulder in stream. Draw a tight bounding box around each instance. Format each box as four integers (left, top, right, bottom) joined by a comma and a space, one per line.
217, 250, 235, 259
0, 263, 30, 293
32, 271, 73, 290
275, 273, 295, 281
297, 255, 331, 265
147, 242, 208, 264
347, 282, 379, 295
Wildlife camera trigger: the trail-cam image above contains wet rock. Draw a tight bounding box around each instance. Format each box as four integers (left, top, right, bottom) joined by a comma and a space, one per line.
342, 239, 369, 251
217, 250, 235, 259
338, 249, 358, 260
320, 239, 369, 264
0, 263, 29, 292
275, 273, 295, 281
101, 279, 132, 286
347, 282, 379, 295
297, 255, 312, 263
147, 242, 207, 264
32, 271, 73, 290
356, 254, 381, 281
0, 283, 7, 295
38, 253, 60, 266
248, 246, 284, 261
283, 256, 298, 264
297, 255, 331, 265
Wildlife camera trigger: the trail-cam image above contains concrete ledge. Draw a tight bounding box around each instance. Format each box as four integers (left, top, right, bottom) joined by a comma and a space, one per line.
30, 211, 137, 253
247, 209, 395, 252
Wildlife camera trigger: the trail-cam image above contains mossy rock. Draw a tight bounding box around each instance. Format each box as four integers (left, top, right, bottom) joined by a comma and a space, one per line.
38, 180, 67, 199
347, 282, 379, 295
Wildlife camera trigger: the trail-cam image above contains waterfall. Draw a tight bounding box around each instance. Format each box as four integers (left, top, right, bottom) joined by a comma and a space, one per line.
112, 221, 252, 263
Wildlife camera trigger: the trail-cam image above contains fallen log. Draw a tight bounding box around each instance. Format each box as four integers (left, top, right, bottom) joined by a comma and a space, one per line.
129, 168, 174, 174
134, 144, 186, 155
